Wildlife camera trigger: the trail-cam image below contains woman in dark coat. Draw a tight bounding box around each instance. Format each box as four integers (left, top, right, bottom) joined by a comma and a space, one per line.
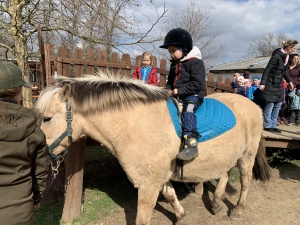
260, 39, 298, 133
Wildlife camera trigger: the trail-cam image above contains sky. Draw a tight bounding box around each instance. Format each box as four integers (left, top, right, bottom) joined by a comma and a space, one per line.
129, 0, 300, 65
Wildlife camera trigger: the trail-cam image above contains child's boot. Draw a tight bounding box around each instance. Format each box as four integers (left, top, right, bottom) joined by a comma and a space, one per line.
177, 135, 198, 160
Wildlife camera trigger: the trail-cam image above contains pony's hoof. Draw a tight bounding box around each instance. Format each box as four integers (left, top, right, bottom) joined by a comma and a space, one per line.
175, 219, 187, 225
212, 203, 223, 215
175, 212, 186, 224
229, 209, 242, 221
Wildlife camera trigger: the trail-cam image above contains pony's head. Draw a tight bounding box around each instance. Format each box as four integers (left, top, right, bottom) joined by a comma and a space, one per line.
35, 83, 77, 156
35, 74, 169, 156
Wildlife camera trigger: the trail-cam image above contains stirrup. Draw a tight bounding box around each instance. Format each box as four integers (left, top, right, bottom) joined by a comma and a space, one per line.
177, 135, 198, 160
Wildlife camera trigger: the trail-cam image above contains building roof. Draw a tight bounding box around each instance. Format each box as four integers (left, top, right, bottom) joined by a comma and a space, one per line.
209, 56, 270, 73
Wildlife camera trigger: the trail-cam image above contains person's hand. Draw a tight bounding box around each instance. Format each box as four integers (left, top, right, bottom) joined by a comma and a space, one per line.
167, 90, 173, 96
173, 88, 178, 95
289, 82, 294, 91
259, 85, 265, 91
34, 203, 41, 209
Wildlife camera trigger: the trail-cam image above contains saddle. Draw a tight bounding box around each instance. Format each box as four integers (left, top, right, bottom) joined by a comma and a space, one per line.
167, 97, 237, 179
167, 97, 236, 142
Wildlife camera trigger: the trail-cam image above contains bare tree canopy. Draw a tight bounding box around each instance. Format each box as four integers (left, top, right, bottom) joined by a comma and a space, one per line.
248, 33, 289, 57
0, 0, 167, 107
163, 0, 223, 67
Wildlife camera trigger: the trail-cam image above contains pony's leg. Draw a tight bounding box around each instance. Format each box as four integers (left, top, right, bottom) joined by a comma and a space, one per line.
212, 170, 231, 215
229, 159, 254, 220
161, 181, 186, 223
194, 182, 204, 196
136, 186, 160, 225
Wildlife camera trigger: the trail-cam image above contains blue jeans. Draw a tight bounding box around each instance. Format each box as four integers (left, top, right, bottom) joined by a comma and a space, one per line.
181, 95, 203, 138
263, 101, 282, 128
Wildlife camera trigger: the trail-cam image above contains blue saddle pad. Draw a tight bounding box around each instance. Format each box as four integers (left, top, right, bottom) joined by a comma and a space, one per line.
167, 98, 236, 142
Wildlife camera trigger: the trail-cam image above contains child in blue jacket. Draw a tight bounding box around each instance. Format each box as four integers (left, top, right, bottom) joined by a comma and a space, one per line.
287, 86, 300, 126
247, 76, 265, 109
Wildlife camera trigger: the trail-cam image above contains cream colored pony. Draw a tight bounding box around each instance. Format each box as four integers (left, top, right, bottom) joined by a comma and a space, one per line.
35, 75, 271, 225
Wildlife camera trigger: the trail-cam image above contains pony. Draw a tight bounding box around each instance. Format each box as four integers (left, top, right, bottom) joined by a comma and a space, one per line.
35, 74, 271, 225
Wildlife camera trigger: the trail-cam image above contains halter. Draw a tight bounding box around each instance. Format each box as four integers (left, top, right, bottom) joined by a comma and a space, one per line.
35, 101, 73, 205
47, 101, 73, 159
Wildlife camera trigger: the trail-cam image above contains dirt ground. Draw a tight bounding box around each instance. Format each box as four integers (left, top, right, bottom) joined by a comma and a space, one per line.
95, 162, 300, 225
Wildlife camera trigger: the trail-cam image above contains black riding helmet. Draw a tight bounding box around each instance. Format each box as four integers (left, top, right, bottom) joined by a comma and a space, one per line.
159, 28, 193, 54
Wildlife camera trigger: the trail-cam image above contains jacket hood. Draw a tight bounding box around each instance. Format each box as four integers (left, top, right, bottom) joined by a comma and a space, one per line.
0, 100, 37, 141
272, 48, 287, 60
181, 46, 202, 61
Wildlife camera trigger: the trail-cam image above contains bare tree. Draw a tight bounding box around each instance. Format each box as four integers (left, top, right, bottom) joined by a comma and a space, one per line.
248, 33, 289, 57
0, 0, 43, 107
163, 0, 223, 68
41, 0, 167, 54
0, 0, 167, 107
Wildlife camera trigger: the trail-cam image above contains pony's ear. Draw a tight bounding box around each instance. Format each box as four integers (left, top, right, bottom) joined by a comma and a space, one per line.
59, 84, 71, 102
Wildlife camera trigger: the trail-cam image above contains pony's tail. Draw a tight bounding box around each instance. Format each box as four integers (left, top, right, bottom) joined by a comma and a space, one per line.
252, 136, 272, 181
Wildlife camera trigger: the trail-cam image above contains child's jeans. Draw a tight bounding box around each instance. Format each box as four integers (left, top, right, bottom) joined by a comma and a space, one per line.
289, 110, 300, 125
181, 95, 203, 138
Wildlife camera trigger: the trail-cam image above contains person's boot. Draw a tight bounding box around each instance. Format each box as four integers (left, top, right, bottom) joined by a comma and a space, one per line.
177, 135, 198, 160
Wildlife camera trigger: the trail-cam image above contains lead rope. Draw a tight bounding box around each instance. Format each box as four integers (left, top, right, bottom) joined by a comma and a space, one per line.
34, 156, 64, 205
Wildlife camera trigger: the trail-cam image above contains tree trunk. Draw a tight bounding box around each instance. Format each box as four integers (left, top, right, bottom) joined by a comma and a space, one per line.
15, 42, 32, 108
8, 1, 32, 108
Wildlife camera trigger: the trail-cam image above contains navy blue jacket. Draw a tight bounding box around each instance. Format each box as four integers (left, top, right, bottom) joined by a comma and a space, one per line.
166, 46, 206, 99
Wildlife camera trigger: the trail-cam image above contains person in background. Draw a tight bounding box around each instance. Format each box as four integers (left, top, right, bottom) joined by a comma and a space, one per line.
231, 72, 240, 89
234, 76, 247, 97
132, 51, 158, 86
243, 70, 252, 89
260, 39, 298, 133
247, 75, 263, 107
160, 27, 205, 161
285, 53, 300, 120
0, 62, 49, 225
286, 53, 300, 85
287, 85, 300, 126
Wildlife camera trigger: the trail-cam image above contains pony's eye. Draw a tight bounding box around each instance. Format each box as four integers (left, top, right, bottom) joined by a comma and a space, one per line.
43, 117, 52, 123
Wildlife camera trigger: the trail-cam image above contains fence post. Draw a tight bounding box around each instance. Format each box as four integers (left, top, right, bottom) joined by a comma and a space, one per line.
121, 54, 132, 77
159, 59, 167, 87
62, 137, 86, 222
57, 46, 70, 77
206, 73, 215, 95
74, 47, 84, 77
98, 51, 108, 73
111, 52, 119, 75
86, 49, 95, 75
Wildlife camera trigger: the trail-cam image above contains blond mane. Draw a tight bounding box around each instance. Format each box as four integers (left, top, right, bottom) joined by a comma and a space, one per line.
35, 73, 169, 115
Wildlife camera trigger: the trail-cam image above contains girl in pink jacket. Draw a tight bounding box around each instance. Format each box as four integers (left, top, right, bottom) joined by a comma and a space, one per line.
132, 51, 158, 86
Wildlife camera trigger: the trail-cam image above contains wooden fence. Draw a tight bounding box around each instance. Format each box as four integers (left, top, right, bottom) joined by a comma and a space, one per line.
43, 44, 234, 94
42, 44, 234, 223
44, 44, 169, 87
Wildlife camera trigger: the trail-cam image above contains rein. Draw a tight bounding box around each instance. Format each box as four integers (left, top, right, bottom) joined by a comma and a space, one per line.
35, 102, 73, 205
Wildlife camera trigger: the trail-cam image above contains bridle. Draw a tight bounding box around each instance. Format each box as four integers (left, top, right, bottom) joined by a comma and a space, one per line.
47, 101, 73, 160
35, 101, 74, 205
